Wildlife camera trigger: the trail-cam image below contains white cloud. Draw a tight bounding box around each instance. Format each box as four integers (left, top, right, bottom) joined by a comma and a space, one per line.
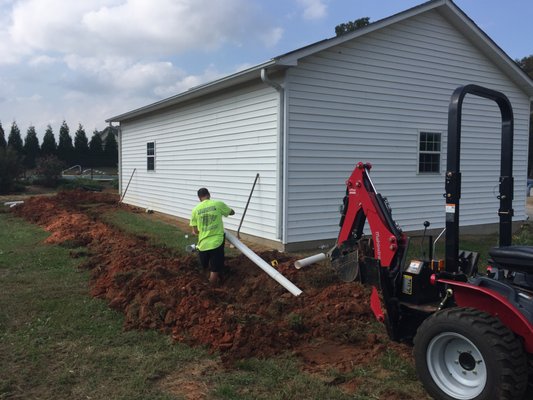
8, 2, 101, 58
28, 55, 58, 66
3, 0, 264, 61
297, 0, 327, 20
60, 54, 224, 100
260, 27, 284, 48
82, 0, 246, 56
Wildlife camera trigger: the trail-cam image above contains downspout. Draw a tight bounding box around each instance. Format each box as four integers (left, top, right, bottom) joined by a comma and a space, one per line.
116, 124, 122, 197
528, 98, 533, 198
261, 68, 286, 243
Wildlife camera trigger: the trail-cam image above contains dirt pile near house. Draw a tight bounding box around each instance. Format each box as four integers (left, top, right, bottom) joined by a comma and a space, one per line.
12, 190, 410, 370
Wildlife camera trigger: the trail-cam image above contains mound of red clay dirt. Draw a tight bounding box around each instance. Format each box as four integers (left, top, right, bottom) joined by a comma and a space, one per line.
12, 190, 412, 371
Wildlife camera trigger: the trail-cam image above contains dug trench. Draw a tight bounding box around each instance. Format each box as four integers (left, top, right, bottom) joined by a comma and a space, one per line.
12, 190, 416, 396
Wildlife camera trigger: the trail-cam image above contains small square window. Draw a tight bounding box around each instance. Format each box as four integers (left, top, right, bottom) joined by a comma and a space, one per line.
147, 142, 155, 171
418, 132, 441, 174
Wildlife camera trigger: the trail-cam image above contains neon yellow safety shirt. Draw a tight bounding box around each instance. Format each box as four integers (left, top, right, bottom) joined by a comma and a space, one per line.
190, 199, 232, 251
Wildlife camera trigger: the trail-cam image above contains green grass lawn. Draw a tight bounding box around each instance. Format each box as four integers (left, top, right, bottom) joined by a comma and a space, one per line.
0, 211, 206, 400
101, 209, 190, 252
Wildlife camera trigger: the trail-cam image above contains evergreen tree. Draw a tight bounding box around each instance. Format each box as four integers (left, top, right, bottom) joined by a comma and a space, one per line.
0, 147, 23, 193
516, 54, 533, 78
57, 121, 74, 165
7, 122, 23, 155
0, 122, 6, 149
41, 125, 57, 157
23, 126, 40, 169
74, 124, 89, 167
103, 130, 118, 167
89, 130, 104, 168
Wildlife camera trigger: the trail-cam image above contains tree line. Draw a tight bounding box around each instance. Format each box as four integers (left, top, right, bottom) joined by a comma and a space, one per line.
0, 120, 118, 170
0, 120, 119, 193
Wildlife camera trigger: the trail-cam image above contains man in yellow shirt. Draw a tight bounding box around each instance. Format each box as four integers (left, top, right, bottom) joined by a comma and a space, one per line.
190, 188, 235, 285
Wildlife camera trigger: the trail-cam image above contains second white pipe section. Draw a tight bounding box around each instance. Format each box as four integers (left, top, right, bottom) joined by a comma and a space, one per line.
224, 230, 302, 297
294, 253, 326, 269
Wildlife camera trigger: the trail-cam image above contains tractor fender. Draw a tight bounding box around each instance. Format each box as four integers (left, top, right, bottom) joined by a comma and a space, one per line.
438, 278, 533, 353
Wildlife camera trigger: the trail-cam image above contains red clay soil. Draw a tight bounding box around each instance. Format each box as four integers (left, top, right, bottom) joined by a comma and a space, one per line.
12, 190, 413, 376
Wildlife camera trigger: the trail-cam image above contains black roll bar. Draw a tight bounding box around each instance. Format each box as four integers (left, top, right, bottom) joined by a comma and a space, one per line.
445, 84, 514, 273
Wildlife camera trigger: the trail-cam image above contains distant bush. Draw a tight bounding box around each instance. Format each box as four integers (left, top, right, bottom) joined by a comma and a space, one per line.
35, 156, 65, 187
0, 148, 24, 194
513, 222, 533, 246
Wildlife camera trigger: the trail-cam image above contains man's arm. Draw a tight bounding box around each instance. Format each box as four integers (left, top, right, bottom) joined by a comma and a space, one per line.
216, 201, 234, 217
190, 208, 198, 235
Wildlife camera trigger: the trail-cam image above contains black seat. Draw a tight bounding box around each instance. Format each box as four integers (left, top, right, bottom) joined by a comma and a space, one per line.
489, 246, 533, 274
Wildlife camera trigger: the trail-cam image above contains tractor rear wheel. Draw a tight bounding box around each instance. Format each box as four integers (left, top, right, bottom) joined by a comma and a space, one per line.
413, 307, 527, 400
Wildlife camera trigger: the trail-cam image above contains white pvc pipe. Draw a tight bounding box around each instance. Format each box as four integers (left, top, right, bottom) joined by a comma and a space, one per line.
4, 201, 24, 208
294, 253, 326, 269
224, 230, 302, 297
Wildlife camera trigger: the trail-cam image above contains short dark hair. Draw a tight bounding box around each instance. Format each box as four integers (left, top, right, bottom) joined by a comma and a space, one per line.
197, 188, 210, 198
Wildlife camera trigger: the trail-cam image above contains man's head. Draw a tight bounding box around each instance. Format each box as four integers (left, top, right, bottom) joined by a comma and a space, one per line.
197, 187, 210, 200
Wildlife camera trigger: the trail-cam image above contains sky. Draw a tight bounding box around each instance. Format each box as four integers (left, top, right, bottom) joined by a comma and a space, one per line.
0, 0, 531, 140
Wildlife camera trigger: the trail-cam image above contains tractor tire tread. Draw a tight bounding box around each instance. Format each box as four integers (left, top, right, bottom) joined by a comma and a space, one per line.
414, 307, 528, 400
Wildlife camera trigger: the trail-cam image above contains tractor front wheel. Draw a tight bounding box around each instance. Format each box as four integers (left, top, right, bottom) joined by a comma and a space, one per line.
413, 307, 527, 400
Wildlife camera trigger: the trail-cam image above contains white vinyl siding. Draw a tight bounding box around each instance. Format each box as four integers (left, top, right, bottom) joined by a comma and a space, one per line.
120, 82, 280, 240
285, 10, 530, 243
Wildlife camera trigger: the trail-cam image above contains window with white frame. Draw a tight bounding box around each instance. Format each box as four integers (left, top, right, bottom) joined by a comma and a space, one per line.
418, 131, 441, 173
147, 141, 155, 171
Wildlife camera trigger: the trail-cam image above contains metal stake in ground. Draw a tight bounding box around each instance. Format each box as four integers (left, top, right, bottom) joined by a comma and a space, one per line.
237, 173, 259, 239
120, 168, 136, 203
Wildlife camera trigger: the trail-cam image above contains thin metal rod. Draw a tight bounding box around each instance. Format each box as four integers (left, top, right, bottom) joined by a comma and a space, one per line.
237, 173, 259, 238
120, 168, 136, 203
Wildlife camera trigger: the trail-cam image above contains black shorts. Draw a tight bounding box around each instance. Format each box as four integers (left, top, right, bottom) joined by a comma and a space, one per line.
198, 242, 225, 273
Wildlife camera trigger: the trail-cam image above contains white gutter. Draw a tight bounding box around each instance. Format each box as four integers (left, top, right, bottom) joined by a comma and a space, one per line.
225, 230, 302, 296
261, 68, 285, 242
117, 124, 122, 196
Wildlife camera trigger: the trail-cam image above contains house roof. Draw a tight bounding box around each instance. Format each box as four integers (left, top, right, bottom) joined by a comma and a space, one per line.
107, 0, 533, 123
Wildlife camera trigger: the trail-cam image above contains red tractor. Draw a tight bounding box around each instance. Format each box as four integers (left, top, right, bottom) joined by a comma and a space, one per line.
331, 85, 533, 399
